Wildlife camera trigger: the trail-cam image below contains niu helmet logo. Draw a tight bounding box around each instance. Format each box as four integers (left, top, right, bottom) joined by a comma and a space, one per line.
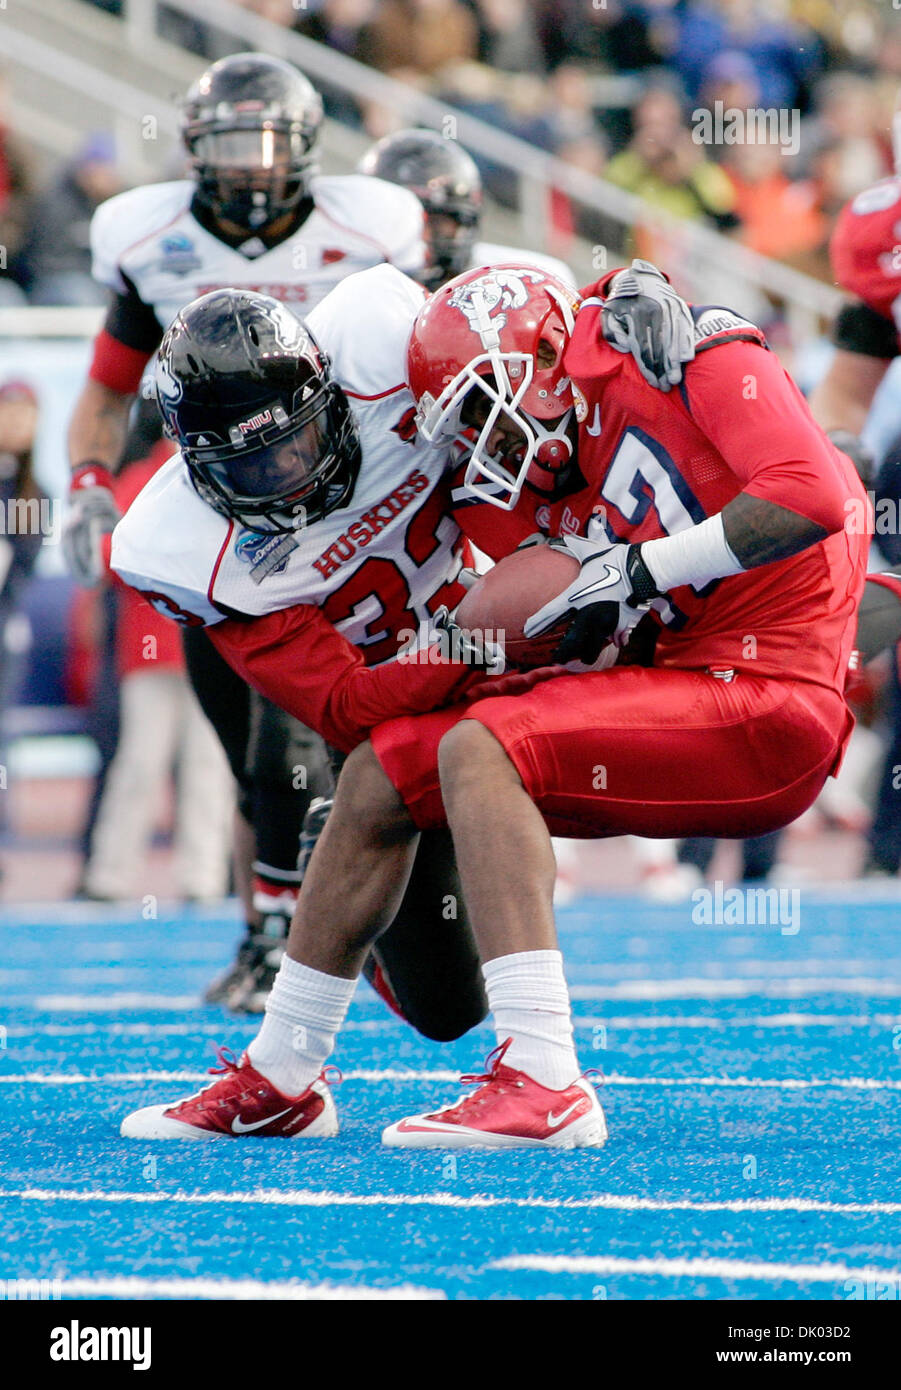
449, 268, 545, 333
238, 409, 273, 434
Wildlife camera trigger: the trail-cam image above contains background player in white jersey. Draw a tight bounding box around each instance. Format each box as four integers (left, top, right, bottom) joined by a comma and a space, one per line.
358, 128, 575, 293
62, 52, 426, 1012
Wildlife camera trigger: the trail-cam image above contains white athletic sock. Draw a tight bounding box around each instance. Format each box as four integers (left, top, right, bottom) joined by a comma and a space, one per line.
482, 949, 580, 1091
248, 956, 357, 1097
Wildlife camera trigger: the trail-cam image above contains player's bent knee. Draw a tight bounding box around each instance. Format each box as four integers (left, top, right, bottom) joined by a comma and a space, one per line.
413, 995, 489, 1042
334, 741, 414, 839
438, 719, 518, 797
398, 977, 488, 1041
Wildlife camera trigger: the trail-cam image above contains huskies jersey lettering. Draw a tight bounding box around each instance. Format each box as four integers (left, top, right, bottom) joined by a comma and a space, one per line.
111, 266, 466, 666
830, 177, 901, 347
91, 174, 425, 332
496, 285, 869, 695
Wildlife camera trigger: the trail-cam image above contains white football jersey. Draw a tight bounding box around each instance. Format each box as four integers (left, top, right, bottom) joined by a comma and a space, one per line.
91, 175, 425, 327
471, 241, 577, 291
111, 266, 464, 664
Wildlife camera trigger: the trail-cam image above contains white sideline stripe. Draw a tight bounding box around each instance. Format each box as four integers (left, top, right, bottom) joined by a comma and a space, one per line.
50, 1276, 443, 1301
491, 1255, 901, 1284
569, 978, 901, 1000
3, 1069, 900, 1090
2, 1187, 900, 1217
4, 1012, 898, 1039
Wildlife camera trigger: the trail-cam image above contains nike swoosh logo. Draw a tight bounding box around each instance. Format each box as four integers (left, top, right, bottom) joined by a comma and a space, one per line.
586, 406, 601, 436
546, 1099, 585, 1129
569, 564, 622, 601
231, 1108, 292, 1134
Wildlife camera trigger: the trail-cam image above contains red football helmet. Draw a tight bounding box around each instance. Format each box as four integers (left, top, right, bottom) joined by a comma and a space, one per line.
407, 264, 580, 510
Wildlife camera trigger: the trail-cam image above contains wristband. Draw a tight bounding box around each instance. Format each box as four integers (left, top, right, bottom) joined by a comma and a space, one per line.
639, 513, 744, 593
625, 546, 662, 603
71, 462, 116, 494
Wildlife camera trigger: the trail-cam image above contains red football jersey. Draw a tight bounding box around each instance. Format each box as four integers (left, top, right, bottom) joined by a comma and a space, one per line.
830, 177, 901, 332
488, 297, 869, 696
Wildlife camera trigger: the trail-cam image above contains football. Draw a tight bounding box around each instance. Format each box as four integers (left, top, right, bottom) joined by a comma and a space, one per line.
455, 543, 579, 669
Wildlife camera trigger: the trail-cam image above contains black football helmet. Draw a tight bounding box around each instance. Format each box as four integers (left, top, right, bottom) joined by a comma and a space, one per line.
358, 129, 482, 289
182, 52, 323, 234
155, 290, 361, 534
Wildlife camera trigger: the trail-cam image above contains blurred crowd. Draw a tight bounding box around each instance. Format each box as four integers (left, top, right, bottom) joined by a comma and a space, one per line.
0, 75, 123, 309
3, 2, 900, 304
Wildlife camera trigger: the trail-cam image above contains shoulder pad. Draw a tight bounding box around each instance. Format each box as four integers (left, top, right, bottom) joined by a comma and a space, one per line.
691, 305, 767, 354
307, 264, 425, 397
312, 174, 425, 273
109, 455, 232, 627
91, 181, 194, 292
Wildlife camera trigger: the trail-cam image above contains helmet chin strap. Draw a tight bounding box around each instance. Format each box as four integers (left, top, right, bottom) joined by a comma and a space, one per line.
532, 410, 573, 468
525, 409, 574, 494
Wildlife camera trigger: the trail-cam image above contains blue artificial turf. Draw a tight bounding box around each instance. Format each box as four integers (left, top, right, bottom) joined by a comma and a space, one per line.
1, 891, 900, 1301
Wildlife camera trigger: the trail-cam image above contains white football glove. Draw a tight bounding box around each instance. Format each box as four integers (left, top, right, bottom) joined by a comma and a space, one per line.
601, 259, 695, 392
523, 534, 659, 665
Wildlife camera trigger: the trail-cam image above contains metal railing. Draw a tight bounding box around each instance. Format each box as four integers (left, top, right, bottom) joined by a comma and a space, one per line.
117, 0, 845, 339
0, 308, 104, 338
0, 0, 846, 341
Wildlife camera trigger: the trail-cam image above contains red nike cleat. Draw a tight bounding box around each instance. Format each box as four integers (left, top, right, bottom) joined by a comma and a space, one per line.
119, 1046, 339, 1140
381, 1039, 607, 1149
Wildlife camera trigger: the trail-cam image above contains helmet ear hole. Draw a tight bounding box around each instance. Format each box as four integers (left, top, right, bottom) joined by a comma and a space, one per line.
186, 353, 200, 374
537, 337, 558, 369
533, 330, 561, 364
248, 324, 260, 347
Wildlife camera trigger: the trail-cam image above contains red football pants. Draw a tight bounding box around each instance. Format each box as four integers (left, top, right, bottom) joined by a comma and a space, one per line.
371, 666, 853, 839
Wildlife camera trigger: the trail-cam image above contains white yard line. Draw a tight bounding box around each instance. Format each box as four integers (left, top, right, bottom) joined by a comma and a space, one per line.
569, 978, 901, 1000
41, 1275, 443, 1300
2, 1187, 900, 1216
11, 977, 900, 1012
3, 1069, 900, 1090
490, 1254, 901, 1284
5, 1012, 897, 1039
30, 995, 201, 1012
